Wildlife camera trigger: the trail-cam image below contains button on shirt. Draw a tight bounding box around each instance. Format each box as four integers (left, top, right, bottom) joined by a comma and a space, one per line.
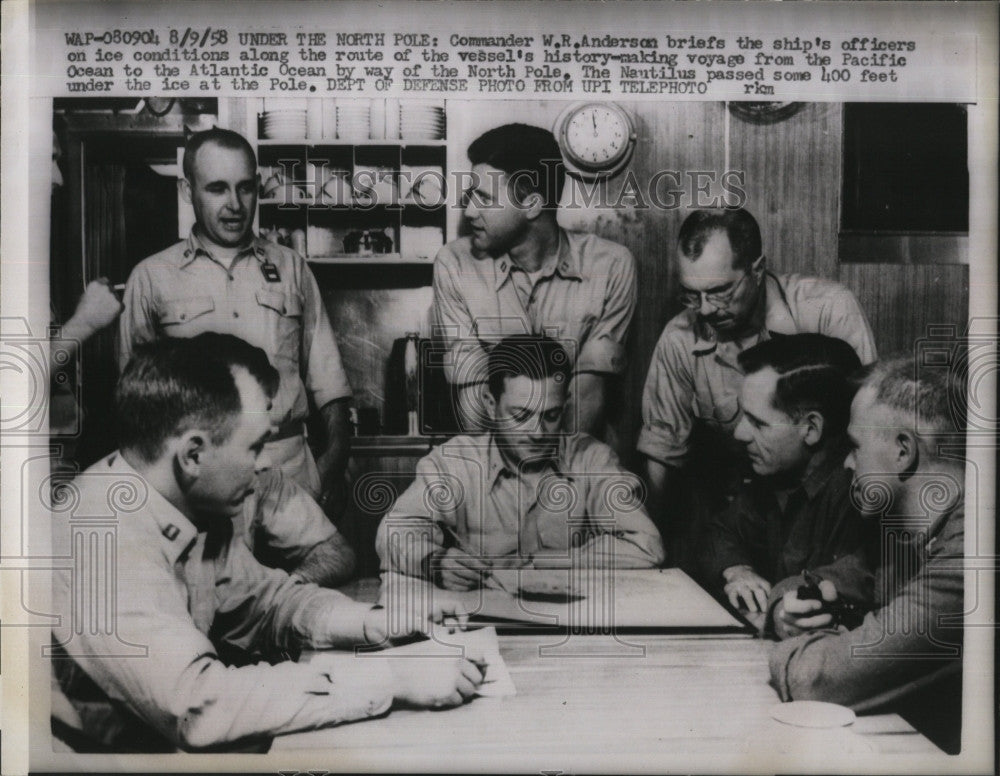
432, 230, 637, 385
51, 453, 392, 751
119, 231, 352, 429
376, 434, 665, 576
639, 272, 877, 466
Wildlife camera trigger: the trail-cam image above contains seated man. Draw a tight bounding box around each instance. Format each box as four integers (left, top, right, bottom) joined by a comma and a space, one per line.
377, 335, 664, 590
702, 334, 865, 614
639, 207, 876, 563
51, 335, 483, 752
767, 356, 966, 754
203, 333, 355, 587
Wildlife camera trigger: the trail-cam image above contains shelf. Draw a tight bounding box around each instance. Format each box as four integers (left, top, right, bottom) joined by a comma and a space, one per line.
260, 200, 445, 210
258, 138, 446, 147
307, 253, 435, 265
351, 434, 447, 456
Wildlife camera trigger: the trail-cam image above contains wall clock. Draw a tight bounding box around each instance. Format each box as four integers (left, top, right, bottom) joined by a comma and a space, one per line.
553, 102, 636, 181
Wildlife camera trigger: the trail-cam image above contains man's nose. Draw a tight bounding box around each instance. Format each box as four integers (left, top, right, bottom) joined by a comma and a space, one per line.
226, 188, 242, 212
255, 447, 273, 473
843, 451, 855, 471
699, 293, 715, 317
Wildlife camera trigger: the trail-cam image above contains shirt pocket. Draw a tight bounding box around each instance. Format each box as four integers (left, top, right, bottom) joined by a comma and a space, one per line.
159, 297, 215, 329
692, 381, 741, 428
255, 289, 304, 364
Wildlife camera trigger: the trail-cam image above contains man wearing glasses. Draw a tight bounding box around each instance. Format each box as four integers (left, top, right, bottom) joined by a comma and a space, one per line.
638, 208, 875, 571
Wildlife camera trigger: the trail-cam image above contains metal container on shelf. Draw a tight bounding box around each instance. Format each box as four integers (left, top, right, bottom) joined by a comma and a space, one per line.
404, 332, 420, 436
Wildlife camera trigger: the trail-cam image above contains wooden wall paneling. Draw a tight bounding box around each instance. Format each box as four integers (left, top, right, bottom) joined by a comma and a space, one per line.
837, 263, 970, 357
728, 102, 843, 279
617, 101, 727, 467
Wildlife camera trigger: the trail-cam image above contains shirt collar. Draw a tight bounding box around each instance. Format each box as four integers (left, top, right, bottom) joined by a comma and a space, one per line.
492, 229, 583, 291
179, 228, 267, 268
104, 452, 198, 565
486, 435, 569, 486
691, 272, 798, 357
799, 436, 851, 501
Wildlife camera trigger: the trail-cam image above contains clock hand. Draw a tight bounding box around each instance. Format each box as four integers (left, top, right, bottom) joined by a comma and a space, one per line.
592, 112, 598, 136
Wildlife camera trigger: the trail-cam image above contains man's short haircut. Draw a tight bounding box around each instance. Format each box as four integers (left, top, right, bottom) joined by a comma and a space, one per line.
467, 123, 565, 210
677, 208, 763, 271
487, 335, 572, 400
116, 333, 278, 463
182, 127, 257, 182
860, 354, 968, 439
738, 333, 863, 439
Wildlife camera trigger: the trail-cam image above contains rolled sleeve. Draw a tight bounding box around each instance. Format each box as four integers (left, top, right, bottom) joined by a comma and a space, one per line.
247, 469, 337, 568
576, 249, 636, 375
300, 258, 352, 408
118, 263, 159, 370
637, 323, 697, 465
432, 246, 490, 386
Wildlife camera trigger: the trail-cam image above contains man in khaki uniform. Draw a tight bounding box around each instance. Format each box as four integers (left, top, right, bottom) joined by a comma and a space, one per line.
120, 128, 351, 516
52, 335, 482, 751
433, 124, 636, 437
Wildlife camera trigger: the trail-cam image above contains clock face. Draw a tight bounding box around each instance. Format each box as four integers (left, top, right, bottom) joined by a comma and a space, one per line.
563, 105, 630, 168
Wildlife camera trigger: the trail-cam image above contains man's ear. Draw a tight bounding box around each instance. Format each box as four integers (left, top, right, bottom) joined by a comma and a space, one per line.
895, 429, 919, 478
750, 254, 767, 280
175, 429, 208, 479
178, 176, 193, 205
521, 191, 545, 221
801, 410, 825, 447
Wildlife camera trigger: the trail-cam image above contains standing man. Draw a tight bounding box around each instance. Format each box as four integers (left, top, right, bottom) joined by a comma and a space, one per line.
767, 356, 966, 753
433, 123, 636, 437
639, 208, 876, 563
52, 335, 482, 752
120, 128, 351, 516
700, 334, 865, 613
377, 335, 664, 590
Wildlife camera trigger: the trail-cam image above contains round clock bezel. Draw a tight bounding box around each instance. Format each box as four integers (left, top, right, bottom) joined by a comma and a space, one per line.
554, 101, 636, 181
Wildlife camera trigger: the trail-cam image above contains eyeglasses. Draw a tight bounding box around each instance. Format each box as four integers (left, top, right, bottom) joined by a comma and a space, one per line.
678, 268, 755, 312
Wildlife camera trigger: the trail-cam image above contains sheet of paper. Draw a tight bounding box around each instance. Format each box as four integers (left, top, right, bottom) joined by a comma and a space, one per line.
390, 626, 516, 698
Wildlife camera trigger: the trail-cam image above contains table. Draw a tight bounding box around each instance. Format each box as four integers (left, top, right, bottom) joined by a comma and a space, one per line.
378, 568, 748, 632
276, 576, 942, 769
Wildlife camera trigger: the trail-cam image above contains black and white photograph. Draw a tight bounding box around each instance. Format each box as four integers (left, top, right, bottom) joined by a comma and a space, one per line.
1, 1, 996, 773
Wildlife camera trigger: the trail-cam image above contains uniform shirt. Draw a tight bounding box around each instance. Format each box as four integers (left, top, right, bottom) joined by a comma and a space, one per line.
376, 434, 665, 577
51, 453, 392, 751
702, 440, 866, 589
432, 229, 637, 385
119, 231, 352, 430
768, 501, 964, 742
639, 272, 877, 466
240, 467, 339, 572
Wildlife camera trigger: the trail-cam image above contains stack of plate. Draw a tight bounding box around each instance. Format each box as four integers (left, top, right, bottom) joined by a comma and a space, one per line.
337, 100, 371, 141
400, 103, 445, 140
262, 109, 307, 140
